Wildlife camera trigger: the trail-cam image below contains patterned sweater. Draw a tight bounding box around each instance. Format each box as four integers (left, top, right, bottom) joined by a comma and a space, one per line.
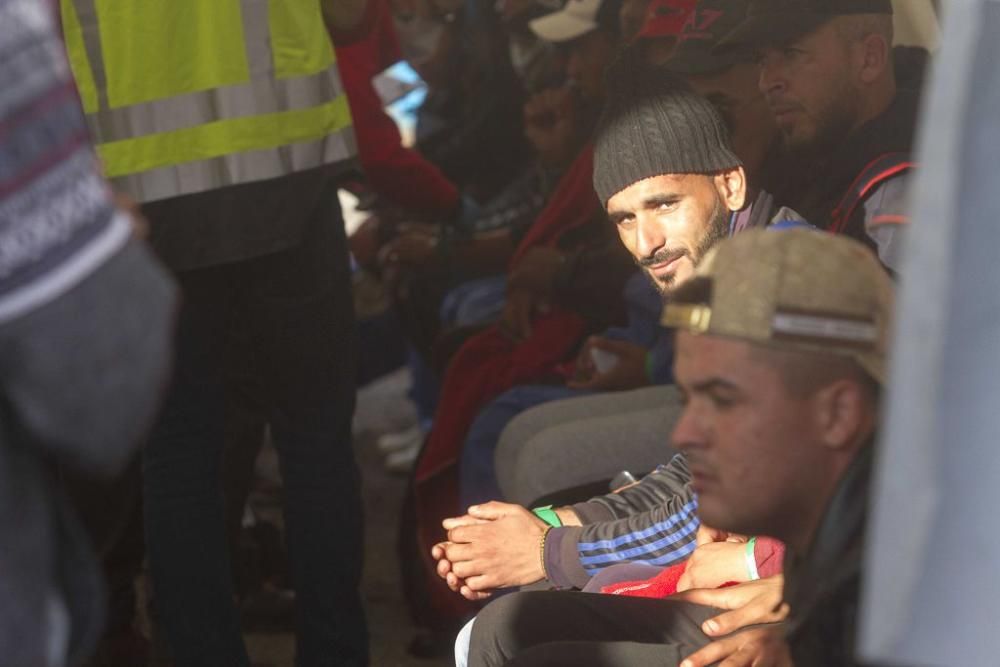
0, 3, 174, 665
0, 0, 130, 324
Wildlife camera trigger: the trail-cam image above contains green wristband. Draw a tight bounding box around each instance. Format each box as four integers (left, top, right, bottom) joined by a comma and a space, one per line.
744, 537, 760, 581
532, 505, 562, 528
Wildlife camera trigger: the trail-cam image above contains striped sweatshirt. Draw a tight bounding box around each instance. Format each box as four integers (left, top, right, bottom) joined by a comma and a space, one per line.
543, 454, 700, 589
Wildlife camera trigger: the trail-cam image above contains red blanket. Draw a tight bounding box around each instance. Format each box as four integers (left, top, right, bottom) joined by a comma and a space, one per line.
331, 0, 459, 218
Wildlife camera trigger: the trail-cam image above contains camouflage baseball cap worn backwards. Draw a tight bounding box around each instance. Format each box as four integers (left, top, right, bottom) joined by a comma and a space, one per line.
716, 0, 893, 51
662, 229, 894, 384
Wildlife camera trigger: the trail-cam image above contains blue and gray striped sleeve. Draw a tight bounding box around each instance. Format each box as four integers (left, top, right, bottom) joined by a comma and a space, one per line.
545, 456, 700, 589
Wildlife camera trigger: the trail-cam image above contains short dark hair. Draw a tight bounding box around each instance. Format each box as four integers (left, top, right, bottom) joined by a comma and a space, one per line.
751, 344, 881, 403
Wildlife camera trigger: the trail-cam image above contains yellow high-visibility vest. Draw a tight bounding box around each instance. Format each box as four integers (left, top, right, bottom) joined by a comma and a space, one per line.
60, 0, 356, 203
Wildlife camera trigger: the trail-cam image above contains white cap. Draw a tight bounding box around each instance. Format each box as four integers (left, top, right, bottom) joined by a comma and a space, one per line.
529, 0, 603, 43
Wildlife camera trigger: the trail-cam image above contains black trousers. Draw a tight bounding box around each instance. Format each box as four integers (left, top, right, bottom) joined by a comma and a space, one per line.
469, 590, 723, 667
143, 196, 368, 666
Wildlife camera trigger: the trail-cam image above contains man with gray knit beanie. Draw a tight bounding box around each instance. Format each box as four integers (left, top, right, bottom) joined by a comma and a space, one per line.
593, 64, 803, 293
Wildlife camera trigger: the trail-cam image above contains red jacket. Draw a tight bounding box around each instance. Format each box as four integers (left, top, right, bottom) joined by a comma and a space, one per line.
330, 0, 459, 218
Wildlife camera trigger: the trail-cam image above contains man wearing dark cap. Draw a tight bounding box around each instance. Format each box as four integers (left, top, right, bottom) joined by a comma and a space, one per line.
464, 229, 893, 667
719, 0, 917, 271
654, 0, 782, 190
632, 0, 696, 61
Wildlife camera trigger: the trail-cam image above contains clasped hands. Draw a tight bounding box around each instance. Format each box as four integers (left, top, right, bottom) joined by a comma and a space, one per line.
432, 507, 794, 666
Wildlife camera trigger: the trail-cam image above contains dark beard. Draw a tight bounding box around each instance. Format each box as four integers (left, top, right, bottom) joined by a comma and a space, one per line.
695, 196, 732, 265
781, 84, 858, 161
638, 196, 731, 294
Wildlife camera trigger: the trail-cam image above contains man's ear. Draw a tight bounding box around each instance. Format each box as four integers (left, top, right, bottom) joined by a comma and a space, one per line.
858, 32, 891, 85
814, 379, 874, 452
714, 167, 747, 212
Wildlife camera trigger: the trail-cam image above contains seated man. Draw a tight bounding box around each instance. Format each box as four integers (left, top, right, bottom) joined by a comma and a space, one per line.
719, 0, 920, 270
464, 228, 893, 666
435, 64, 804, 603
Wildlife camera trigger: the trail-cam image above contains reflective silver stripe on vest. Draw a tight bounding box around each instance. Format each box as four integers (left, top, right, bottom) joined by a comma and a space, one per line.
240, 0, 274, 76
86, 65, 345, 144
72, 0, 109, 110
106, 125, 358, 203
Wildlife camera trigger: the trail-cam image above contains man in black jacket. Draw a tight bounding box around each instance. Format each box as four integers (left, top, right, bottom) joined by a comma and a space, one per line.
719, 0, 919, 271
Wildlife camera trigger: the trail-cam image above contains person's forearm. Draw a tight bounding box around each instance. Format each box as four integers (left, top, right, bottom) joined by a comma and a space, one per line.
322, 0, 367, 32
544, 494, 700, 589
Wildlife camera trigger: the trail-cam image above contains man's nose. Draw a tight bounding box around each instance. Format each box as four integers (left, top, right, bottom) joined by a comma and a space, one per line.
635, 215, 665, 259
671, 405, 704, 454
758, 53, 786, 97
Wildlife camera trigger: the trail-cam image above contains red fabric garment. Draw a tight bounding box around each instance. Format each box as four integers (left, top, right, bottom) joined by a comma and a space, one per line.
415, 310, 587, 484
602, 562, 689, 598
412, 308, 587, 622
415, 145, 600, 488
755, 537, 785, 578
601, 538, 787, 599
411, 146, 602, 621
600, 562, 740, 598
331, 0, 459, 218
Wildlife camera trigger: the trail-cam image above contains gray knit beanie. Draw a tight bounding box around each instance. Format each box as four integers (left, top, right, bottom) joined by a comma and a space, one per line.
593, 58, 742, 206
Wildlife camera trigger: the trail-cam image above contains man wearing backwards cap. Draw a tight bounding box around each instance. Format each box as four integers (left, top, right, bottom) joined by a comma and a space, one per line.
656, 0, 783, 190
719, 0, 917, 272
464, 229, 892, 667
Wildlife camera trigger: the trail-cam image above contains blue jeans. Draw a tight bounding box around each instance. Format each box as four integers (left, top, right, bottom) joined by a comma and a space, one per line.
459, 385, 589, 509
143, 199, 368, 666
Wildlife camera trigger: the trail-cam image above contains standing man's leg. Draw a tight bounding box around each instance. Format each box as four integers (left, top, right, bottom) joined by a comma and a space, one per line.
143, 268, 250, 666
251, 195, 368, 666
